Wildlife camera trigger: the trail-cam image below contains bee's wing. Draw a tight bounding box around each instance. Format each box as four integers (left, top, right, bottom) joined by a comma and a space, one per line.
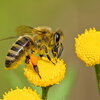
0, 25, 33, 41
16, 25, 33, 36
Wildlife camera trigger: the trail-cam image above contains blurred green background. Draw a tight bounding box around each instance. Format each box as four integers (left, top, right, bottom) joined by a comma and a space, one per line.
0, 0, 100, 100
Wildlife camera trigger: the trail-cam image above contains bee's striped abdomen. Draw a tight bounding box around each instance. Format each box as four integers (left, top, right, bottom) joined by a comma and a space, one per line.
5, 36, 32, 69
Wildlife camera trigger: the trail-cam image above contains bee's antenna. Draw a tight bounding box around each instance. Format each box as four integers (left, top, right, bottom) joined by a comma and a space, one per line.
0, 36, 18, 41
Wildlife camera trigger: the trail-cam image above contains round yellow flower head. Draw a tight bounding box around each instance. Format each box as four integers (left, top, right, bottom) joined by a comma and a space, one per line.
24, 55, 66, 87
1, 87, 41, 100
75, 28, 100, 66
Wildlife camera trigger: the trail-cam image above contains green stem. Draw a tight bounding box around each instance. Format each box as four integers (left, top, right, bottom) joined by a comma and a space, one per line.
94, 64, 100, 93
42, 86, 50, 100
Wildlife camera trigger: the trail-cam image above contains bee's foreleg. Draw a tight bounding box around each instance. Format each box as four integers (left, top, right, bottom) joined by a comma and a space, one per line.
57, 43, 63, 58
52, 44, 58, 57
52, 43, 63, 58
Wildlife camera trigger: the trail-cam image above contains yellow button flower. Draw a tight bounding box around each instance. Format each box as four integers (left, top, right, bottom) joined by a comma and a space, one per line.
75, 28, 100, 66
24, 56, 66, 87
1, 87, 41, 100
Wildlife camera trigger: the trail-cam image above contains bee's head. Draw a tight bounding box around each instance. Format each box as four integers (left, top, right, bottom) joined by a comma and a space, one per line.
52, 30, 64, 58
54, 30, 64, 44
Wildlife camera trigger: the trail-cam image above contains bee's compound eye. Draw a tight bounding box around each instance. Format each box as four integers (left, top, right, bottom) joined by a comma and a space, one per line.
54, 32, 60, 43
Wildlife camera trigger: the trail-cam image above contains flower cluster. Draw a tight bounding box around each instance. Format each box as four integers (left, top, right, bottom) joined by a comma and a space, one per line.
75, 28, 100, 66
24, 56, 66, 87
0, 87, 41, 100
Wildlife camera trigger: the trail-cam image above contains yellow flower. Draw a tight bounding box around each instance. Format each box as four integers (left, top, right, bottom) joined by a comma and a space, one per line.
75, 28, 100, 66
1, 87, 41, 100
24, 56, 66, 87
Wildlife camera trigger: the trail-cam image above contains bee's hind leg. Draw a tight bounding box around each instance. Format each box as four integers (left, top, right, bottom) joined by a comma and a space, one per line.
25, 55, 30, 64
33, 65, 41, 79
25, 55, 41, 79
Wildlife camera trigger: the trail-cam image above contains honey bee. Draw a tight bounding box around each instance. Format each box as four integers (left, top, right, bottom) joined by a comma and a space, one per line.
0, 25, 64, 78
